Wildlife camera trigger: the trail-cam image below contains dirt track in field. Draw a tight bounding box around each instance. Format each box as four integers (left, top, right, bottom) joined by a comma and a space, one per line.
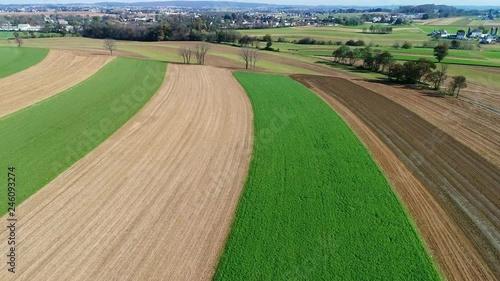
0, 50, 113, 118
0, 65, 253, 280
294, 75, 500, 281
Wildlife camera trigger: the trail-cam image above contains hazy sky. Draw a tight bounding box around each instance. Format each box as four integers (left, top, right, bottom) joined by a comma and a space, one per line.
1, 0, 499, 6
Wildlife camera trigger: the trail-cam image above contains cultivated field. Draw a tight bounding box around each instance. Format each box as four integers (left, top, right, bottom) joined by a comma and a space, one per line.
294, 75, 500, 279
348, 79, 500, 168
0, 49, 113, 118
215, 73, 440, 280
0, 47, 48, 78
0, 64, 253, 280
0, 58, 165, 209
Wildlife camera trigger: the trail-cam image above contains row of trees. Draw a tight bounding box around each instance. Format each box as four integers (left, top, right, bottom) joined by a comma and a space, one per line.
332, 46, 393, 72
330, 44, 465, 96
177, 44, 211, 65
362, 25, 393, 34
240, 48, 260, 69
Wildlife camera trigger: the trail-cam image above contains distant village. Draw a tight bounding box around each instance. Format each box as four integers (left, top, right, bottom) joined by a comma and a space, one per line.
429, 27, 499, 44
0, 17, 75, 32
0, 3, 498, 43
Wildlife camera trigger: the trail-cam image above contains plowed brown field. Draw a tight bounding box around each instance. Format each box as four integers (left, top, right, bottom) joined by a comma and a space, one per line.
0, 65, 253, 280
352, 79, 500, 168
0, 50, 113, 118
293, 75, 499, 281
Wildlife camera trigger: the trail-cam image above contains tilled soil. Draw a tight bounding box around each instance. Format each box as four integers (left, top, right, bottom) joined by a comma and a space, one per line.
0, 65, 253, 280
293, 74, 500, 281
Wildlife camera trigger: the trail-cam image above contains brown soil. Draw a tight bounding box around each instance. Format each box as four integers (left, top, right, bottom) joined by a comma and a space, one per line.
459, 81, 500, 111
0, 65, 253, 280
0, 50, 113, 118
350, 79, 500, 168
293, 74, 499, 281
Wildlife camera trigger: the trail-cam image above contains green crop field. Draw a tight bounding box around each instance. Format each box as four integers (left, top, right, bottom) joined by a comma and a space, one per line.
0, 57, 166, 211
0, 31, 14, 39
0, 47, 49, 78
214, 72, 441, 280
393, 55, 500, 67
238, 26, 430, 45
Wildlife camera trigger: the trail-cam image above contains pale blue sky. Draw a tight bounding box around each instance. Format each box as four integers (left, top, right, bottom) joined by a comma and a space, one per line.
1, 0, 499, 7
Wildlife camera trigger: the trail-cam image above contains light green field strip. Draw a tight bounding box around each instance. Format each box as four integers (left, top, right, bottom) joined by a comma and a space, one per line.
0, 57, 166, 211
0, 47, 49, 78
214, 72, 441, 280
0, 31, 13, 39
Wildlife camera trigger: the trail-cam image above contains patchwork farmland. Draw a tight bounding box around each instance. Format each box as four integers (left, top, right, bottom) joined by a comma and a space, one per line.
0, 11, 499, 281
0, 49, 113, 118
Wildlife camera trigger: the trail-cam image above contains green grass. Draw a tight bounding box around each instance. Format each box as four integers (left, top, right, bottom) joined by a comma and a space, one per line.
447, 65, 500, 90
238, 26, 429, 45
0, 47, 49, 78
393, 55, 500, 67
214, 72, 441, 280
0, 31, 14, 39
0, 57, 166, 211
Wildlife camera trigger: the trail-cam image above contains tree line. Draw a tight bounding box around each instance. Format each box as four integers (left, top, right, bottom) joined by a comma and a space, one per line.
331, 43, 467, 96
362, 25, 393, 34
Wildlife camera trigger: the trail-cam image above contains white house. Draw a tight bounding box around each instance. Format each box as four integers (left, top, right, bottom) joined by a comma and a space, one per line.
469, 29, 482, 37
17, 24, 31, 31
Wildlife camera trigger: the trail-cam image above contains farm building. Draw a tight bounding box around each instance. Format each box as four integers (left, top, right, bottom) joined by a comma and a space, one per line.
456, 30, 467, 40
480, 35, 497, 44
469, 28, 483, 37
15, 24, 42, 31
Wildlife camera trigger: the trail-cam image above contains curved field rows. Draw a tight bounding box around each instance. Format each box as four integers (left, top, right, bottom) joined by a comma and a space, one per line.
294, 75, 499, 280
294, 75, 496, 281
0, 65, 253, 280
352, 79, 500, 169
0, 50, 113, 118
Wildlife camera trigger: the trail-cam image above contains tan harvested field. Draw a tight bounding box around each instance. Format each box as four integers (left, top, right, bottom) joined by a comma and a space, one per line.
0, 65, 253, 280
0, 50, 113, 118
460, 82, 500, 111
420, 17, 464, 25
0, 38, 343, 75
294, 75, 500, 280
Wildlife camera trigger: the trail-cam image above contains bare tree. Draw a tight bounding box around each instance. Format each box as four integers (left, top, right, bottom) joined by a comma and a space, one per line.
194, 43, 210, 65
185, 47, 192, 64
250, 48, 259, 70
240, 47, 259, 70
241, 47, 251, 69
103, 39, 117, 55
178, 47, 193, 64
178, 47, 187, 63
15, 37, 23, 48
13, 32, 23, 48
